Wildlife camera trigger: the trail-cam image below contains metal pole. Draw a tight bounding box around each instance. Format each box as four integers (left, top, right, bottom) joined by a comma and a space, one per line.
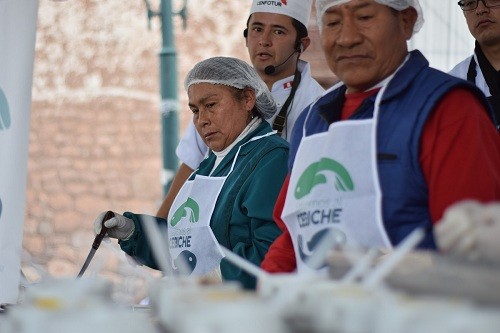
159, 0, 179, 195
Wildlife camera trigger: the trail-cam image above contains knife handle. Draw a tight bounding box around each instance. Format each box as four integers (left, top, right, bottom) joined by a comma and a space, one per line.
92, 210, 115, 250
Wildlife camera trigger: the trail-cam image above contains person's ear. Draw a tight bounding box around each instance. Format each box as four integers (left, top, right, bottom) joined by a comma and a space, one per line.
299, 36, 311, 53
244, 28, 249, 48
399, 7, 418, 40
243, 88, 256, 110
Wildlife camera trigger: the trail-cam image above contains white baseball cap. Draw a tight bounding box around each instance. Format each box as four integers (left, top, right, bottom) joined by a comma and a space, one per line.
250, 0, 313, 28
316, 0, 424, 34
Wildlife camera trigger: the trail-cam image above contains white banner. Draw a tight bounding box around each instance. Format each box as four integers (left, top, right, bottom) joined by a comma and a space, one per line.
0, 0, 39, 304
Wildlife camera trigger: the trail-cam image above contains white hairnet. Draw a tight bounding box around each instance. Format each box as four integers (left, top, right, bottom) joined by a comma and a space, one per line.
184, 57, 276, 120
315, 0, 424, 35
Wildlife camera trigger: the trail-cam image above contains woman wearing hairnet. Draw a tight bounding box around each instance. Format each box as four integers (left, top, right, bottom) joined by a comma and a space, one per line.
93, 57, 289, 289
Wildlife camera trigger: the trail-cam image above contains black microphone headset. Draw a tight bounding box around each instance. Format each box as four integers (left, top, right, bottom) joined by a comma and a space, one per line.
244, 28, 303, 75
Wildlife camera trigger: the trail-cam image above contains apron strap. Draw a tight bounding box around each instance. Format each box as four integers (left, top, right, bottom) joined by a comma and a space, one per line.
228, 131, 276, 175
466, 56, 500, 131
272, 69, 302, 137
466, 57, 477, 83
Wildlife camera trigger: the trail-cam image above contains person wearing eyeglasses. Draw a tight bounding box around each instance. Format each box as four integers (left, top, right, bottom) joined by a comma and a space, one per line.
450, 0, 500, 131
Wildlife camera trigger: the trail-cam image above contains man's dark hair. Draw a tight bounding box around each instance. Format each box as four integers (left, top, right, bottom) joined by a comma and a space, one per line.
292, 18, 308, 40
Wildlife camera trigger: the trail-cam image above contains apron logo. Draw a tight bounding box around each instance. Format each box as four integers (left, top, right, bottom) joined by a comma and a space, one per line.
295, 158, 354, 199
298, 228, 346, 269
0, 88, 11, 130
170, 197, 200, 226
173, 250, 197, 274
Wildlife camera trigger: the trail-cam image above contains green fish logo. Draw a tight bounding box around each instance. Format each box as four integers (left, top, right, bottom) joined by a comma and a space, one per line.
295, 157, 354, 199
170, 197, 200, 226
0, 88, 11, 130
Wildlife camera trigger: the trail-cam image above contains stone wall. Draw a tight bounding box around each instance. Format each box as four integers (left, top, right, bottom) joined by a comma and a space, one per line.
23, 0, 335, 303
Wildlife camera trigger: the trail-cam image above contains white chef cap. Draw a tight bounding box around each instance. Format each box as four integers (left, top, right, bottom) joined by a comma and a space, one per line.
250, 0, 313, 28
184, 57, 276, 120
315, 0, 424, 34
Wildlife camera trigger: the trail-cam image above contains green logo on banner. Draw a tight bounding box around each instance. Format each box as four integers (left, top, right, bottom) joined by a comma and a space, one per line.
0, 88, 10, 130
170, 197, 200, 226
295, 157, 354, 199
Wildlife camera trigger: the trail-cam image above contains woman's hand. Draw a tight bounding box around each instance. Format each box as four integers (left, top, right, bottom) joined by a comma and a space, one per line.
93, 211, 135, 240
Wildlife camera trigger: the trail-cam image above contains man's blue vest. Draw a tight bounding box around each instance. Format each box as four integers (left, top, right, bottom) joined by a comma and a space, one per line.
289, 50, 491, 249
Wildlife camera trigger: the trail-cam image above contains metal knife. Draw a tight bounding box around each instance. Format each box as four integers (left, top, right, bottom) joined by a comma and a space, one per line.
76, 210, 114, 278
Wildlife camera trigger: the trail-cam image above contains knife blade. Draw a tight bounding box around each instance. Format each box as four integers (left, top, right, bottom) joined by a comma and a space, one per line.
77, 211, 115, 278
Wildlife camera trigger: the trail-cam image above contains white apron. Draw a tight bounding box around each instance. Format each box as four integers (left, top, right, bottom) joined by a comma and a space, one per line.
282, 85, 392, 275
167, 131, 274, 276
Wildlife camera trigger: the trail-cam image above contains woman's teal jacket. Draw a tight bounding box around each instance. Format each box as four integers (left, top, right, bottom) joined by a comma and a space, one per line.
120, 121, 289, 289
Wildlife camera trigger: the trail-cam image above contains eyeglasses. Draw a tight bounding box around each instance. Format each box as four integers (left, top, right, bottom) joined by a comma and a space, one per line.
458, 0, 500, 11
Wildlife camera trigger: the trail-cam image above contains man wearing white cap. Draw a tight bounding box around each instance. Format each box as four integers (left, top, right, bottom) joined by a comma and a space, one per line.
261, 0, 500, 274
156, 0, 324, 218
244, 0, 324, 139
